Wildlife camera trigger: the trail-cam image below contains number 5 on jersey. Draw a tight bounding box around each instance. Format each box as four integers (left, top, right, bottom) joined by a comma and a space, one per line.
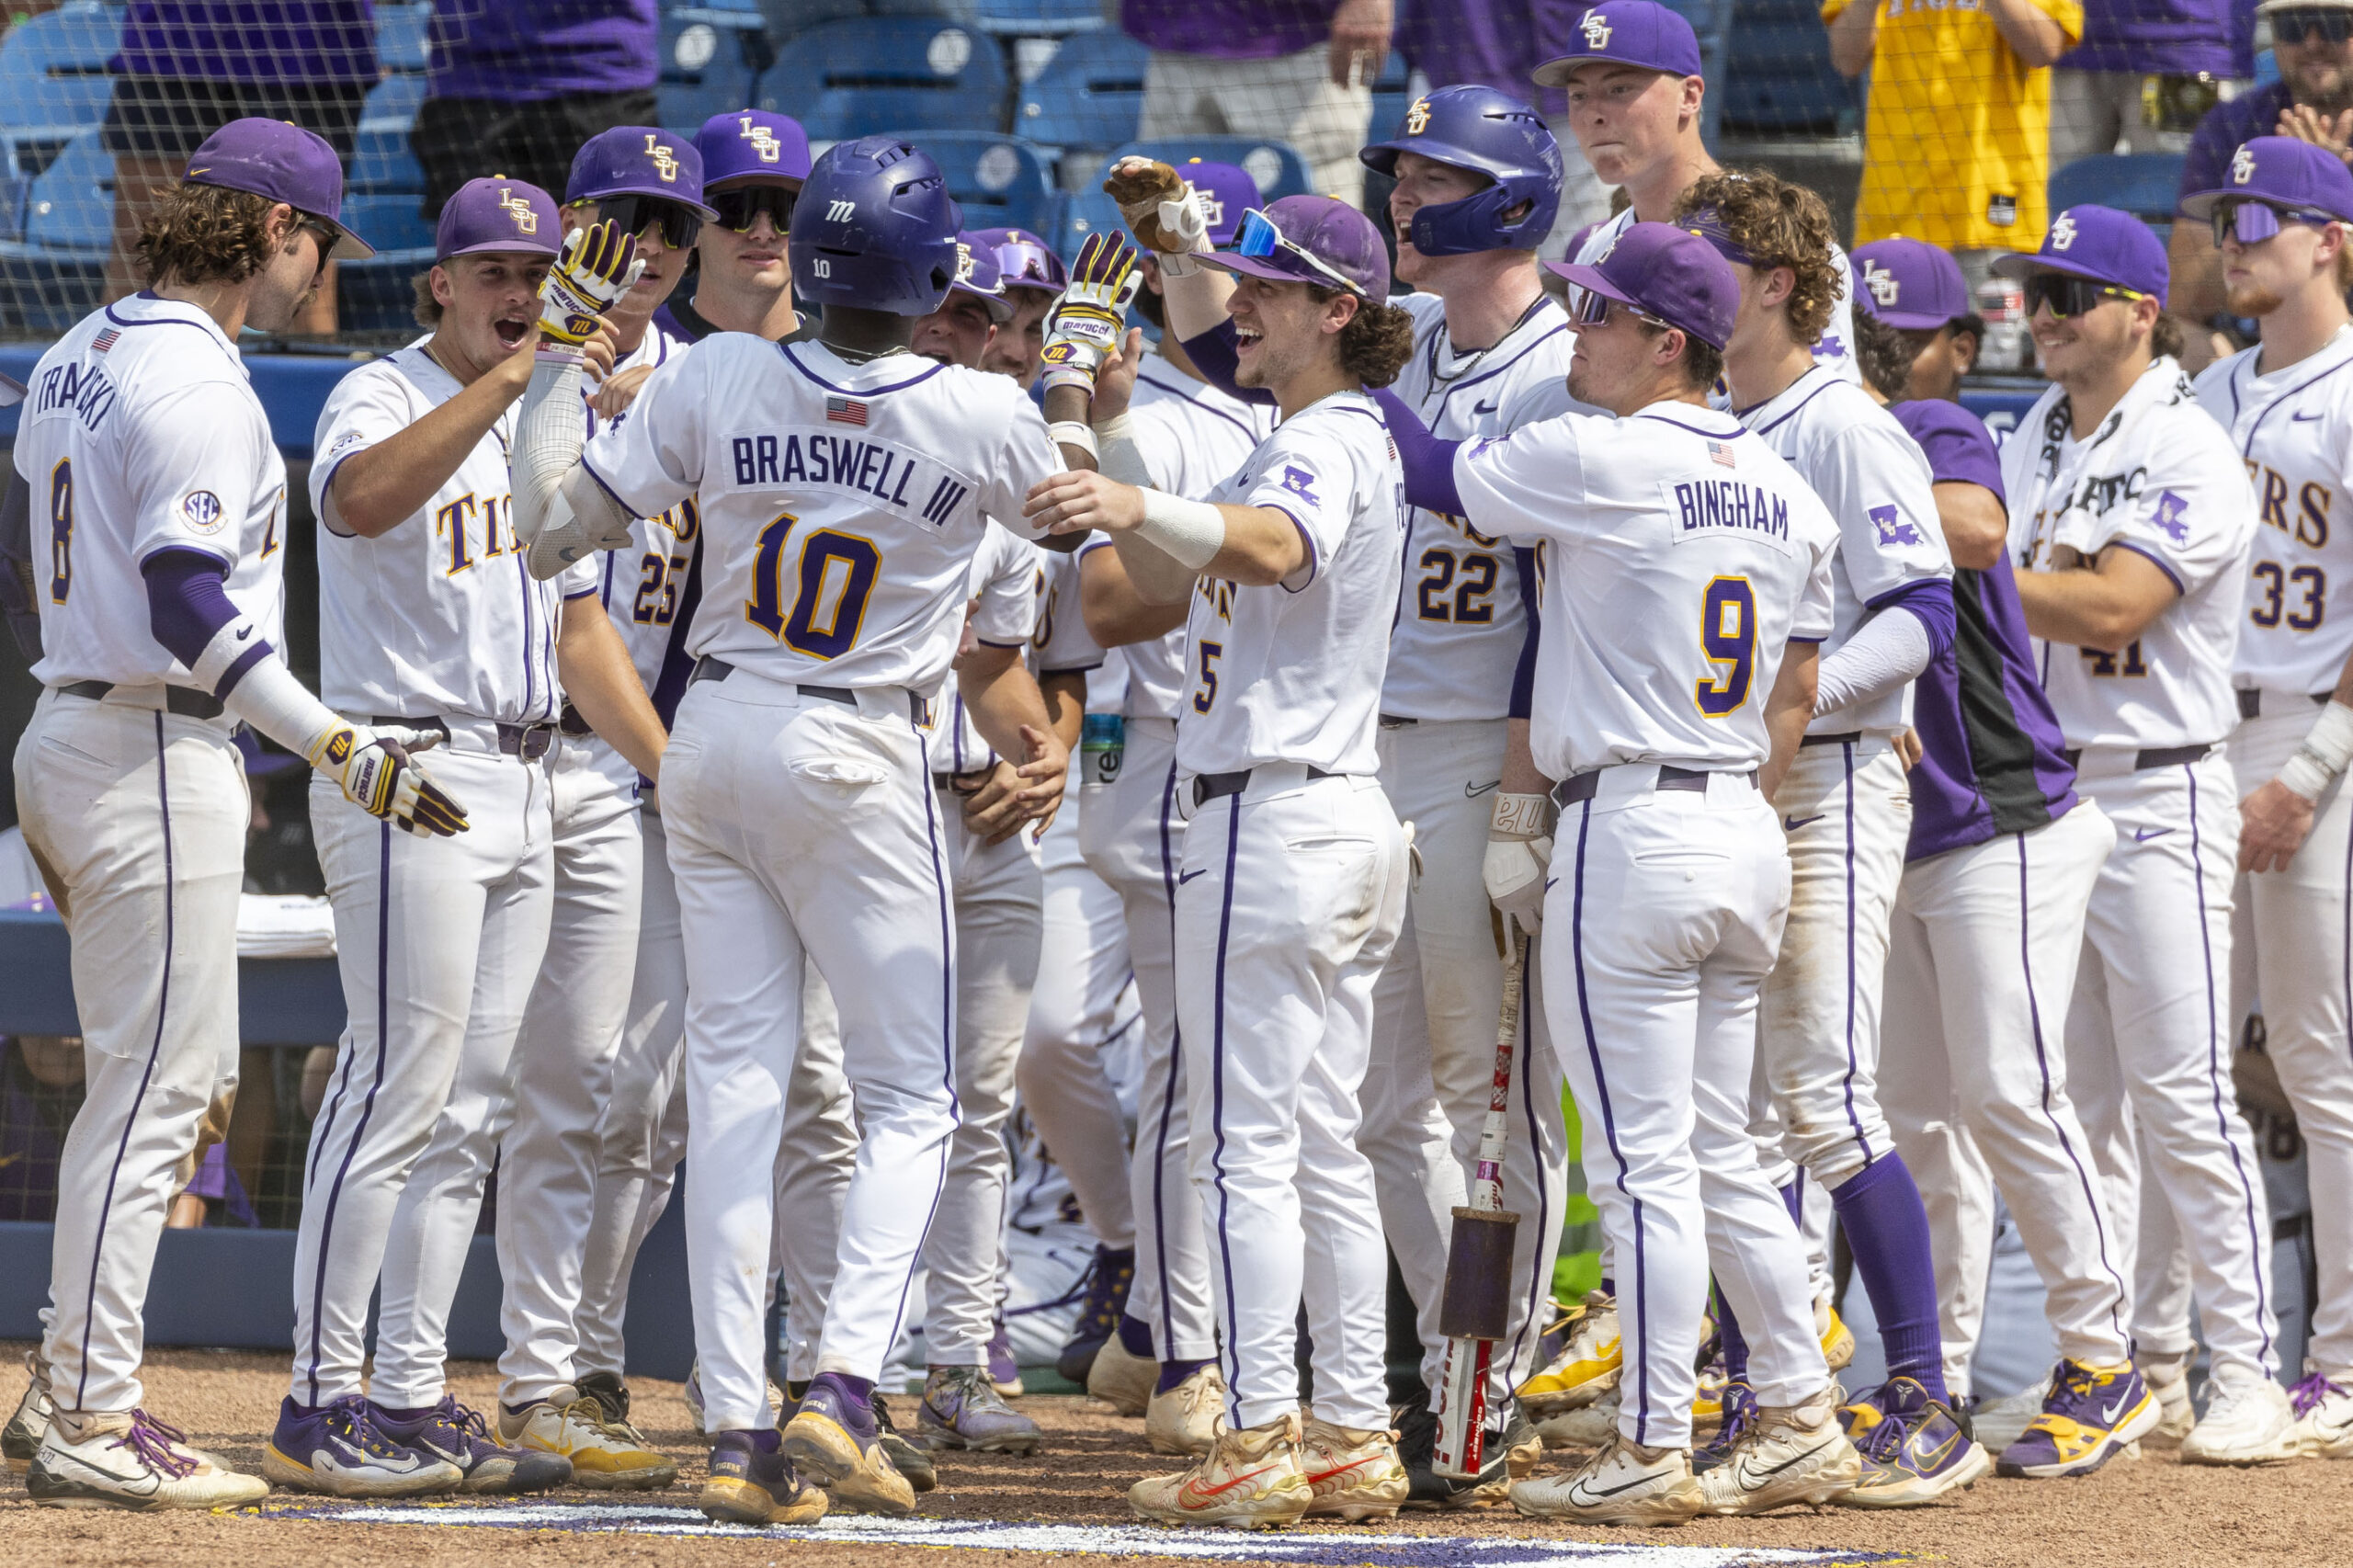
745, 510, 881, 659
1694, 575, 1756, 717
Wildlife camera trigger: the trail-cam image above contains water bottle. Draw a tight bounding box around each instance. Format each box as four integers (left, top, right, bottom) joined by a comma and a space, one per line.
1081, 712, 1124, 787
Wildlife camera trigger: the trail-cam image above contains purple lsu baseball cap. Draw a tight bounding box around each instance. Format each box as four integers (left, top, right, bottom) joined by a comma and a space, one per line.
1991, 205, 2169, 298
2181, 135, 2353, 223
698, 108, 812, 189
1548, 221, 1737, 348
1532, 2, 1705, 87
974, 227, 1067, 297
1168, 159, 1257, 247
437, 177, 563, 262
565, 127, 719, 219
1851, 237, 1971, 329
949, 230, 1015, 323
182, 117, 374, 260
1205, 193, 1391, 300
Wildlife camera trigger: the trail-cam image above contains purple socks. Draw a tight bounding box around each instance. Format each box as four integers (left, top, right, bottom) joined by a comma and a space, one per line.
1117, 1313, 1154, 1359
1155, 1358, 1212, 1395
1830, 1153, 1948, 1403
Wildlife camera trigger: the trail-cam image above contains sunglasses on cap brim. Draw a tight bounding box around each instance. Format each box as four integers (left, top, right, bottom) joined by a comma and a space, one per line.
585, 195, 703, 250
2210, 197, 2341, 247
709, 183, 796, 235
1233, 208, 1364, 295
2021, 273, 2151, 319
2273, 7, 2353, 43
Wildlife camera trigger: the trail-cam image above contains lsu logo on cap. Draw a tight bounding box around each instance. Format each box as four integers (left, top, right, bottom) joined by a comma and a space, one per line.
954, 240, 976, 284
2232, 144, 2257, 186
643, 133, 679, 183
180, 490, 224, 533
2050, 212, 2077, 250
498, 186, 539, 234
1862, 259, 1899, 306
1404, 97, 1431, 134
1582, 11, 1613, 46
1199, 191, 1226, 232
739, 116, 782, 164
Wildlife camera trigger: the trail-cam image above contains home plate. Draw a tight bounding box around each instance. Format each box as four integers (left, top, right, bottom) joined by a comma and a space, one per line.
246, 1499, 1906, 1565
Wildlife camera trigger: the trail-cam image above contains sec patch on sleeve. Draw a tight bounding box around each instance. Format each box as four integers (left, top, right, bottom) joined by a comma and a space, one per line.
180, 490, 226, 533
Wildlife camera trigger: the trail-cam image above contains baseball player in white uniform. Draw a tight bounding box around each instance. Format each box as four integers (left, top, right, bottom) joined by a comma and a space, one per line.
2188, 136, 2353, 1457
271, 178, 666, 1498
1381, 222, 1853, 1524
1028, 193, 1416, 1528
1678, 173, 1961, 1487
511, 137, 1084, 1527
2002, 205, 2287, 1466
9, 119, 449, 1510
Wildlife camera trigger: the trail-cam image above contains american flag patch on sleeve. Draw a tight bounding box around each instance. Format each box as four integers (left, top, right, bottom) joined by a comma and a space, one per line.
92, 328, 119, 354
826, 396, 869, 426
1709, 440, 1735, 468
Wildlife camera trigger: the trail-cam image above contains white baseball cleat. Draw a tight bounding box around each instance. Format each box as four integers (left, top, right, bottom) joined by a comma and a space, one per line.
1145, 1362, 1226, 1457
1533, 1388, 1620, 1449
6, 1349, 53, 1473
2180, 1363, 2297, 1466
30, 1408, 269, 1510
1129, 1412, 1312, 1529
1697, 1381, 1861, 1515
2290, 1371, 2353, 1459
1508, 1432, 1704, 1525
1087, 1335, 1157, 1418
2142, 1352, 2197, 1439
1297, 1416, 1409, 1522
499, 1384, 678, 1489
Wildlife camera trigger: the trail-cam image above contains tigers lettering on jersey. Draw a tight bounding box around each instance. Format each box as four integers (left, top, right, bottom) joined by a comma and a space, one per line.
727, 430, 971, 527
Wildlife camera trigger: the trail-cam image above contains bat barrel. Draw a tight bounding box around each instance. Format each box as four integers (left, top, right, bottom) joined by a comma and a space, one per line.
1438, 1207, 1521, 1340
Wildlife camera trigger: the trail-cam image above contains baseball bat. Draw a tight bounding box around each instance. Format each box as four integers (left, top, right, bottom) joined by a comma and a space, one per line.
1431, 927, 1529, 1481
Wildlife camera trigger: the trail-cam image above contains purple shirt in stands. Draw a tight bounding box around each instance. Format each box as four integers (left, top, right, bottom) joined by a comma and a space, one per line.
1396, 0, 1581, 116
111, 1, 377, 85
428, 0, 656, 101
1893, 400, 2080, 861
2180, 79, 2293, 211
2063, 0, 2233, 76
1121, 0, 1337, 60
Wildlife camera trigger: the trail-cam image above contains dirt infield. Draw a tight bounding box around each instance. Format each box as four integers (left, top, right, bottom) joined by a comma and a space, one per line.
4, 1344, 2345, 1567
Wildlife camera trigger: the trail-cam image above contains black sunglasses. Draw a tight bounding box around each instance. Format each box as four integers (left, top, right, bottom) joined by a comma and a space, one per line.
590, 195, 702, 250
2273, 7, 2353, 43
2022, 273, 2148, 319
708, 183, 796, 235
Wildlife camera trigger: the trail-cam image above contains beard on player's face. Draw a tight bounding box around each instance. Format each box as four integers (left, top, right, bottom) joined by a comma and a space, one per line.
1229, 276, 1333, 390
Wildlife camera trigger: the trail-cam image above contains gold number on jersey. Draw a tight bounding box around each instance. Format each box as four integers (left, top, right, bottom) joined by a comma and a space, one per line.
744, 510, 881, 660
1694, 575, 1756, 717
1414, 547, 1500, 623
47, 459, 72, 604
2249, 560, 2325, 632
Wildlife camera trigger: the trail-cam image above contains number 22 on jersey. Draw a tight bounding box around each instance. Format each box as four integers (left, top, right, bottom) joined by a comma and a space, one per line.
745, 510, 881, 660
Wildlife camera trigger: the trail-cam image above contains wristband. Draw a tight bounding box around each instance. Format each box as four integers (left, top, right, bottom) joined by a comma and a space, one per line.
2280, 698, 2353, 801
1160, 252, 1201, 278
1490, 790, 1553, 840
1047, 420, 1098, 460
1136, 489, 1226, 571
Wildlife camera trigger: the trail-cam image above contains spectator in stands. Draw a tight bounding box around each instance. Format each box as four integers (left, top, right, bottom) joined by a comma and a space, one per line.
1824, 0, 2082, 290
2050, 0, 2235, 165
1392, 0, 1613, 248
2169, 0, 2353, 366
412, 0, 659, 219
99, 1, 374, 334
1851, 236, 1986, 401
1123, 0, 1390, 206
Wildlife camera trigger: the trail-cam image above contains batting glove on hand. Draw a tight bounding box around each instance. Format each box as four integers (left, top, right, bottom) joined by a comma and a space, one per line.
538, 220, 643, 355
1103, 158, 1211, 257
311, 722, 471, 837
1484, 790, 1553, 951
1040, 233, 1142, 395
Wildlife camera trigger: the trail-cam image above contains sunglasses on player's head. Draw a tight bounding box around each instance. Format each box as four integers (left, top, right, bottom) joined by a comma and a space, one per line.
2209, 196, 2342, 247
708, 183, 795, 235
2021, 272, 2150, 319
2272, 6, 2353, 43
586, 194, 702, 250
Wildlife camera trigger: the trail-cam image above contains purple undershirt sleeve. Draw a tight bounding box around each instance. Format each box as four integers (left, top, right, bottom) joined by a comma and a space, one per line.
1509, 547, 1540, 722
1868, 577, 1956, 661
142, 547, 271, 695
1370, 386, 1467, 517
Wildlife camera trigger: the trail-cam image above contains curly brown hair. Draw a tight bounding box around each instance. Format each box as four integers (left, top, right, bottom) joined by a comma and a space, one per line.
133, 181, 290, 288
1673, 168, 1842, 347
1310, 287, 1416, 388
1849, 309, 1913, 403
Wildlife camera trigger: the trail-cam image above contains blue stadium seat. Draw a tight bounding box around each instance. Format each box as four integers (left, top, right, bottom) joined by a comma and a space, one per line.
1016, 29, 1145, 151
341, 192, 436, 256
0, 128, 110, 331
1368, 49, 1412, 144
969, 0, 1106, 36
362, 73, 426, 128
0, 3, 124, 177
1108, 137, 1311, 201
1054, 187, 1124, 256
659, 7, 772, 131
375, 0, 430, 74
336, 187, 438, 335
908, 131, 1060, 233
2048, 153, 2188, 223
1720, 0, 1857, 137
349, 124, 426, 195
754, 18, 1009, 139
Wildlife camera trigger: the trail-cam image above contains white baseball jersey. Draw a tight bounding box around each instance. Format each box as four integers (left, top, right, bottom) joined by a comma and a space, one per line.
1086, 355, 1275, 722
1740, 366, 1952, 734
2193, 324, 2353, 696
2005, 358, 2256, 749
580, 337, 1063, 693
1574, 209, 1861, 385
1381, 290, 1584, 720
926, 524, 1041, 775
1176, 391, 1405, 777
18, 294, 288, 688
312, 344, 563, 724
579, 323, 699, 694
1452, 401, 1839, 779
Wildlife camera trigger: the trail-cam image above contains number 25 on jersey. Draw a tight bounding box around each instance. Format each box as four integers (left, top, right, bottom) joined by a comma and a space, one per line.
745, 510, 881, 660
1694, 575, 1756, 716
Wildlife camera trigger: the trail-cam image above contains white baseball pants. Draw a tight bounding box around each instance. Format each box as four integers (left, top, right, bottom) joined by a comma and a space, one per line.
495, 736, 643, 1404
295, 732, 553, 1407
1545, 767, 1825, 1452
1361, 716, 1566, 1403
663, 673, 956, 1430
17, 690, 245, 1415
1878, 801, 2133, 1400
2063, 746, 2279, 1381
1080, 718, 1216, 1363
1178, 768, 1406, 1430
777, 964, 854, 1384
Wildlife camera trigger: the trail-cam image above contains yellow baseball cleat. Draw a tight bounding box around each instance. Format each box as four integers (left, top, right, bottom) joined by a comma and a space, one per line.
1518, 1291, 1620, 1415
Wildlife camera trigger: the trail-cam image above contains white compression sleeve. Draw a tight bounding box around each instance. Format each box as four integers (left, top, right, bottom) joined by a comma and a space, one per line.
1096, 412, 1154, 489
221, 653, 351, 764
511, 355, 633, 577
2280, 699, 2353, 801
1814, 603, 1933, 717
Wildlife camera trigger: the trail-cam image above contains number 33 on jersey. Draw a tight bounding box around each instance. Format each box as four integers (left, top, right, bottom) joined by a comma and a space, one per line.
574, 337, 1065, 691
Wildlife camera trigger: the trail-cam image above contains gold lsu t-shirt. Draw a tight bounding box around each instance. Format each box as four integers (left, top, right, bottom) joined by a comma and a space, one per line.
1822, 0, 2084, 252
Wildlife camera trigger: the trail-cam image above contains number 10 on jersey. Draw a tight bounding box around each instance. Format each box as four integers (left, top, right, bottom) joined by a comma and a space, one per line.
1694, 575, 1756, 717
745, 510, 881, 660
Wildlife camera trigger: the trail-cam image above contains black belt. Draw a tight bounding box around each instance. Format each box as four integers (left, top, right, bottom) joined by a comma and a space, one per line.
692, 655, 925, 721
1552, 765, 1756, 808
60, 680, 223, 720
1378, 713, 1417, 728
2061, 743, 2212, 771
1192, 766, 1336, 807
1801, 730, 1863, 747
374, 715, 554, 762
559, 701, 593, 738
935, 767, 995, 792
2237, 689, 2332, 720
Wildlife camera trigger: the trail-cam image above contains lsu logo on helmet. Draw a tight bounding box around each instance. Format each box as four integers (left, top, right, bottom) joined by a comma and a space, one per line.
498, 187, 539, 234
643, 133, 680, 183
1404, 97, 1431, 134
739, 117, 782, 164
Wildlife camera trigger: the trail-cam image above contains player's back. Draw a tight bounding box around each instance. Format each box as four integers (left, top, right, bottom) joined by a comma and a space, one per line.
19, 295, 286, 689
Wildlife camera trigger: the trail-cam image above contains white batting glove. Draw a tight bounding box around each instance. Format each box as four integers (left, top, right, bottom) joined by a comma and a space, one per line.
310, 721, 470, 836
1040, 232, 1142, 396
1484, 791, 1553, 951
538, 220, 643, 356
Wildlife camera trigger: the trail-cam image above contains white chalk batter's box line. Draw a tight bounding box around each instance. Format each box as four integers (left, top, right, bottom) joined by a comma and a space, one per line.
245, 1500, 1910, 1566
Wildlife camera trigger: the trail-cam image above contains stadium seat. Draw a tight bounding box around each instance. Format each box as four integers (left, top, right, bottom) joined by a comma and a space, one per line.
1055, 187, 1125, 256
754, 18, 1010, 140
1016, 29, 1146, 153
658, 6, 773, 131
0, 127, 109, 332
375, 0, 430, 74
1719, 0, 1857, 138
910, 131, 1060, 234
349, 123, 426, 195
969, 0, 1106, 36
341, 192, 436, 256
2047, 152, 2187, 224
1108, 136, 1311, 201
1368, 49, 1412, 143
0, 2, 125, 177
362, 72, 426, 128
